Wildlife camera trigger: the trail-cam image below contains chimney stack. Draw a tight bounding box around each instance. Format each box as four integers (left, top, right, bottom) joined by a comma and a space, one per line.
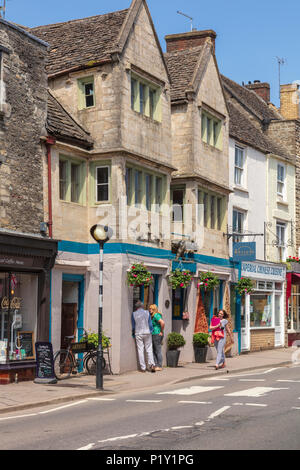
244, 81, 270, 103
165, 30, 217, 54
280, 83, 300, 120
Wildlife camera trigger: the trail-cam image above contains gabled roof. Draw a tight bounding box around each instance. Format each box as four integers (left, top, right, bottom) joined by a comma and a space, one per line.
221, 74, 282, 123
47, 91, 93, 150
30, 0, 170, 81
222, 76, 294, 163
31, 9, 129, 76
164, 43, 211, 102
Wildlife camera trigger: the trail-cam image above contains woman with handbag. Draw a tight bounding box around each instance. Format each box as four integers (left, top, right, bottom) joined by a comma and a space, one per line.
149, 304, 165, 371
210, 310, 233, 370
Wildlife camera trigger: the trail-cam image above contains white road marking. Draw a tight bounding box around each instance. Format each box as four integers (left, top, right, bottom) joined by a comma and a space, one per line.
126, 400, 162, 403
77, 443, 95, 451
204, 377, 230, 381
277, 380, 300, 383
239, 379, 266, 382
233, 402, 267, 407
178, 401, 212, 405
0, 413, 37, 421
195, 421, 205, 426
98, 434, 138, 443
39, 400, 88, 414
157, 386, 223, 396
225, 387, 289, 398
292, 407, 300, 410
171, 426, 193, 430
207, 406, 231, 420
87, 397, 116, 401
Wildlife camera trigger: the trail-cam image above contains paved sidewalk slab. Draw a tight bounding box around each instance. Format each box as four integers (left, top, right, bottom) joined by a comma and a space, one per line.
0, 348, 294, 415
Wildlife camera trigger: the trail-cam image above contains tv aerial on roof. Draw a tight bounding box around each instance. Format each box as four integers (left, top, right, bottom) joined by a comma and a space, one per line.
0, 0, 6, 19
177, 11, 194, 32
275, 56, 286, 99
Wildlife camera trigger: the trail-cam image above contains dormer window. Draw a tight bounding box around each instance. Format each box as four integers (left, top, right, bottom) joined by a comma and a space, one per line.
78, 76, 95, 109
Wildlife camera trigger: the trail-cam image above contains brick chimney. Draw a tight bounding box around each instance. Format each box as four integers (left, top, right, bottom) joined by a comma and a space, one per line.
244, 80, 270, 103
165, 30, 217, 54
280, 83, 300, 120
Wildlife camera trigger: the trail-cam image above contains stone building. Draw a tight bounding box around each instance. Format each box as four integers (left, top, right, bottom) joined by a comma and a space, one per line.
164, 30, 236, 361
273, 82, 300, 345
222, 76, 295, 352
31, 0, 176, 373
0, 19, 57, 383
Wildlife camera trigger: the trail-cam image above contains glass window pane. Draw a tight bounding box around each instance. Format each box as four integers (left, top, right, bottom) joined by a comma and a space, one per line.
59, 160, 67, 200
84, 82, 94, 107
71, 163, 80, 202
97, 185, 108, 202
250, 293, 272, 327
172, 188, 184, 222
97, 167, 108, 185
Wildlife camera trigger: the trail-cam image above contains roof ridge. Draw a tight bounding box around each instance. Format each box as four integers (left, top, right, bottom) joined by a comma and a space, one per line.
31, 8, 129, 30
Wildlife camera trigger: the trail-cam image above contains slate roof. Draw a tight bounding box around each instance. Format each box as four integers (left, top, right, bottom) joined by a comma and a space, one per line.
165, 44, 211, 102
222, 75, 294, 162
46, 91, 93, 149
31, 9, 129, 76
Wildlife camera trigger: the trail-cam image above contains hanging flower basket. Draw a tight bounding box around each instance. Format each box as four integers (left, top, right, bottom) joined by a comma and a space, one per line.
197, 272, 219, 291
127, 263, 153, 287
168, 269, 192, 290
236, 277, 254, 296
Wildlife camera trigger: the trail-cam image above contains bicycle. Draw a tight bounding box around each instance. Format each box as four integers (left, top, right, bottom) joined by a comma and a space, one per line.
53, 329, 106, 380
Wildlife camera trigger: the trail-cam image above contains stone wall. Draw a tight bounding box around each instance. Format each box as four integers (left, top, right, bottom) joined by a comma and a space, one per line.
0, 22, 48, 234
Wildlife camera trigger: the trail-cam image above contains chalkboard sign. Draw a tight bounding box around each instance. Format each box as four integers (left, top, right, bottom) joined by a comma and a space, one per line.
35, 342, 57, 384
17, 331, 35, 359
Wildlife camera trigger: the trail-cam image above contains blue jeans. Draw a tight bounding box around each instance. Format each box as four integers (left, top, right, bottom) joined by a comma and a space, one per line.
152, 334, 163, 367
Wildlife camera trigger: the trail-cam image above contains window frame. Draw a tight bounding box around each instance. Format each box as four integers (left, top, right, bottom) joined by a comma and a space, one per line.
130, 72, 161, 122
95, 165, 110, 204
277, 163, 286, 197
78, 75, 95, 110
59, 155, 85, 205
234, 145, 245, 186
201, 110, 222, 149
233, 209, 245, 242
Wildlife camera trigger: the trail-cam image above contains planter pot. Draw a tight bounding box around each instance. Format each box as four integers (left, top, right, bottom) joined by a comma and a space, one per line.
193, 345, 208, 363
166, 350, 180, 367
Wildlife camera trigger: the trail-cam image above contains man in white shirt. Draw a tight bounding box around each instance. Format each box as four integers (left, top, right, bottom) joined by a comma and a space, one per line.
132, 300, 156, 373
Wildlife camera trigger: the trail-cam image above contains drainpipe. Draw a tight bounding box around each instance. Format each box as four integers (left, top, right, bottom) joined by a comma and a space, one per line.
46, 136, 56, 238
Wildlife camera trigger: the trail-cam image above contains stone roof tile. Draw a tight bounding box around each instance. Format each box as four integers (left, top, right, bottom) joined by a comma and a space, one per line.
46, 91, 93, 149
31, 9, 129, 76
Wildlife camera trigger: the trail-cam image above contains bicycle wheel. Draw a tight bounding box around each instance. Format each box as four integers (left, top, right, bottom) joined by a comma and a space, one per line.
85, 352, 106, 375
54, 350, 74, 380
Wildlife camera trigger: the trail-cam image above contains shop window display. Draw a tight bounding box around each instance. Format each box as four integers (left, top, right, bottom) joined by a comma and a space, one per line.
250, 293, 272, 327
0, 272, 38, 363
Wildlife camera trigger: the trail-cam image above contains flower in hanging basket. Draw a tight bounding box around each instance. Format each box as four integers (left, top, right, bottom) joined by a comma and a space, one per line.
198, 272, 219, 291
127, 263, 153, 287
236, 277, 254, 296
168, 269, 192, 290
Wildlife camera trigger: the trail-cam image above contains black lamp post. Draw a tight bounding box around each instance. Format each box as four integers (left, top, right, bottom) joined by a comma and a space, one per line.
90, 224, 113, 390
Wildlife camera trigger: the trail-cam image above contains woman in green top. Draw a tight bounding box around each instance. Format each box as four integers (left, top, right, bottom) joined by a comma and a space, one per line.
149, 304, 165, 371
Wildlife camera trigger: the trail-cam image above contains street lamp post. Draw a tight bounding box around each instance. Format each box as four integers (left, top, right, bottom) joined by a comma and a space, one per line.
90, 224, 113, 390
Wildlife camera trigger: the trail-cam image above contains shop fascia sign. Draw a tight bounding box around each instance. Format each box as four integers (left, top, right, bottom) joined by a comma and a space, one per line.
241, 261, 286, 281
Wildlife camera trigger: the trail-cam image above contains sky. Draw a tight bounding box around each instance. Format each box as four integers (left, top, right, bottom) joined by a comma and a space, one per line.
3, 0, 300, 107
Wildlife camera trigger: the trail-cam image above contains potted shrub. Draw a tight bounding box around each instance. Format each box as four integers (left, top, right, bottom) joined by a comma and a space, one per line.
193, 333, 210, 363
166, 332, 186, 367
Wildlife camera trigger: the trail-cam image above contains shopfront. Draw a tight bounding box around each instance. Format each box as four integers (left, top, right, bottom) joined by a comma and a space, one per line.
240, 261, 286, 352
0, 232, 57, 384
286, 263, 300, 346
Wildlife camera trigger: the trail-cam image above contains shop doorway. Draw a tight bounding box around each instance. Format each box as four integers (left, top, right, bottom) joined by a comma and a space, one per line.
61, 275, 85, 349
132, 274, 160, 311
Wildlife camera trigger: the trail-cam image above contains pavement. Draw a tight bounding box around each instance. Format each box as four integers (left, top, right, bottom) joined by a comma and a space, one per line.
0, 347, 296, 415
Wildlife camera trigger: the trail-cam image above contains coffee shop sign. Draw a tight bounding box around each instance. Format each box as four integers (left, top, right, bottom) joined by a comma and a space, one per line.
241, 262, 286, 281
1, 297, 22, 309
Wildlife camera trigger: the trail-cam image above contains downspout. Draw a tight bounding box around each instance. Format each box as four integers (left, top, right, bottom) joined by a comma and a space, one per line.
46, 136, 56, 238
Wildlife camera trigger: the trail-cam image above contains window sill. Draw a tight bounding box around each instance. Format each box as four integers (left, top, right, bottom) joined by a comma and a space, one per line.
131, 109, 161, 125
233, 185, 249, 194
60, 200, 86, 207
277, 198, 289, 207
250, 327, 275, 330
